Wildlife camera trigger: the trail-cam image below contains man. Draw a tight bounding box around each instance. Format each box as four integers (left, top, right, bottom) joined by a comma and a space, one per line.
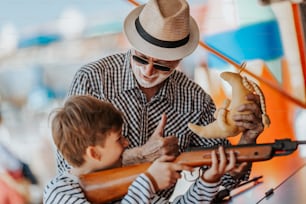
58, 0, 264, 199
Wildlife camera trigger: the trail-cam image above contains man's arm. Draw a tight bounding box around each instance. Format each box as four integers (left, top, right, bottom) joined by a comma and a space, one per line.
230, 93, 264, 181
235, 94, 264, 145
122, 114, 179, 165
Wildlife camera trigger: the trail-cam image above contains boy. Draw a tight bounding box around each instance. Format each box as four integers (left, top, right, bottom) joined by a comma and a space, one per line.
44, 95, 237, 203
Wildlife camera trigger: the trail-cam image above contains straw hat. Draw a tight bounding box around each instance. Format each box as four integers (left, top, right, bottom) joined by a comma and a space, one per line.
123, 0, 199, 61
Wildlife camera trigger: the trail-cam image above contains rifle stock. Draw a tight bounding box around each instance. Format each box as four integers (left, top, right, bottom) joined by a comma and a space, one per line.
79, 139, 305, 203
79, 162, 151, 203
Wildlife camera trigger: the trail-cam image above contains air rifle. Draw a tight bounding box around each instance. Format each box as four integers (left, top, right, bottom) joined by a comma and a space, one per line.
79, 138, 306, 203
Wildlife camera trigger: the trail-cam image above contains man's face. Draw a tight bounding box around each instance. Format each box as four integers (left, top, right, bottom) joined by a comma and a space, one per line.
131, 50, 181, 88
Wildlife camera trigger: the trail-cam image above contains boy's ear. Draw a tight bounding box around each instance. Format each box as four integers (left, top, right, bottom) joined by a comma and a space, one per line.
86, 146, 102, 161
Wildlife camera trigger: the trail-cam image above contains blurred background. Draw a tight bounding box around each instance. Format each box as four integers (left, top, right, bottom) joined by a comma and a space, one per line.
0, 0, 305, 203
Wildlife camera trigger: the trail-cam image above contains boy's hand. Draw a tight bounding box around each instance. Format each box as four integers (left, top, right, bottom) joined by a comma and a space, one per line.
146, 155, 192, 191
202, 146, 236, 183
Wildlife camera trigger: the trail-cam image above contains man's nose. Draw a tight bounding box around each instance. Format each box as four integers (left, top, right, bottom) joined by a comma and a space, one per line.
143, 60, 155, 76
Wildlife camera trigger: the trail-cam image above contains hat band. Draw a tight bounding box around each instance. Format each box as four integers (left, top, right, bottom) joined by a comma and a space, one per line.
135, 17, 190, 48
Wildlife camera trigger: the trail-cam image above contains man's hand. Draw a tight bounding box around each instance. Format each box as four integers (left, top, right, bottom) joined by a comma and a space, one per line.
233, 93, 264, 144
141, 113, 179, 161
122, 113, 179, 165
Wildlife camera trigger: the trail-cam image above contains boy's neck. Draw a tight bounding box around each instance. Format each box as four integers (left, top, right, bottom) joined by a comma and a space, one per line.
70, 164, 97, 177
70, 163, 110, 177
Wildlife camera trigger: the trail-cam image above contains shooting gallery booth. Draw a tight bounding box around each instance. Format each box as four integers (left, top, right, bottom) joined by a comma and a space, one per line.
0, 0, 306, 203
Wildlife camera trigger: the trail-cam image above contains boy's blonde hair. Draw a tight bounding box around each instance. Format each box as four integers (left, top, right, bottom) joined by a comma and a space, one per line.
50, 95, 123, 167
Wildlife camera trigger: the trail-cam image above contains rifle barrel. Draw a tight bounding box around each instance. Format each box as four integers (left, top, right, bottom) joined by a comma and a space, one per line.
298, 141, 306, 145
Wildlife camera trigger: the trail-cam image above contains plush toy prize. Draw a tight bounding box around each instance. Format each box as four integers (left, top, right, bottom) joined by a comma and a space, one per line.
188, 63, 270, 139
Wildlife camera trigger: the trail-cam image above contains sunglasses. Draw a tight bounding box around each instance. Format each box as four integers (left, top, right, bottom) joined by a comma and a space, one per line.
132, 55, 171, 72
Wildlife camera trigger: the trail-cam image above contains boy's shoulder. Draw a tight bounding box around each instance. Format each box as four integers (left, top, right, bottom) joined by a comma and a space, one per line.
43, 172, 86, 203
51, 171, 79, 183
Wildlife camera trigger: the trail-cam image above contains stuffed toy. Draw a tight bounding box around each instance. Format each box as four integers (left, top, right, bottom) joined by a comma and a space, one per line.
188, 63, 270, 138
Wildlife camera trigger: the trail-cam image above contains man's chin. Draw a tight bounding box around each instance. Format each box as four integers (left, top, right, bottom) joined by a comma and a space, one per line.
137, 79, 161, 88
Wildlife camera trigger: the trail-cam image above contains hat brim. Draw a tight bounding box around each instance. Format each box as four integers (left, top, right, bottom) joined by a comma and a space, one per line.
123, 5, 199, 61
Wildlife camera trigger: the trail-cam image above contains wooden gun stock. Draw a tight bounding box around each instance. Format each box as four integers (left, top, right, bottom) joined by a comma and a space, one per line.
80, 139, 306, 203
79, 162, 151, 204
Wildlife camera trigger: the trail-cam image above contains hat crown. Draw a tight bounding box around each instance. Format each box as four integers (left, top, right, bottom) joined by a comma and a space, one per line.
139, 0, 190, 41
123, 0, 199, 60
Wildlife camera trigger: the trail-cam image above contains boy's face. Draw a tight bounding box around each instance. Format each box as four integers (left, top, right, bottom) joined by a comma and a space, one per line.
97, 128, 128, 169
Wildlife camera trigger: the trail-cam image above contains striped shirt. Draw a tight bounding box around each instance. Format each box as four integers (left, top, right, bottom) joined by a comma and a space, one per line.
43, 172, 220, 204
57, 49, 249, 199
